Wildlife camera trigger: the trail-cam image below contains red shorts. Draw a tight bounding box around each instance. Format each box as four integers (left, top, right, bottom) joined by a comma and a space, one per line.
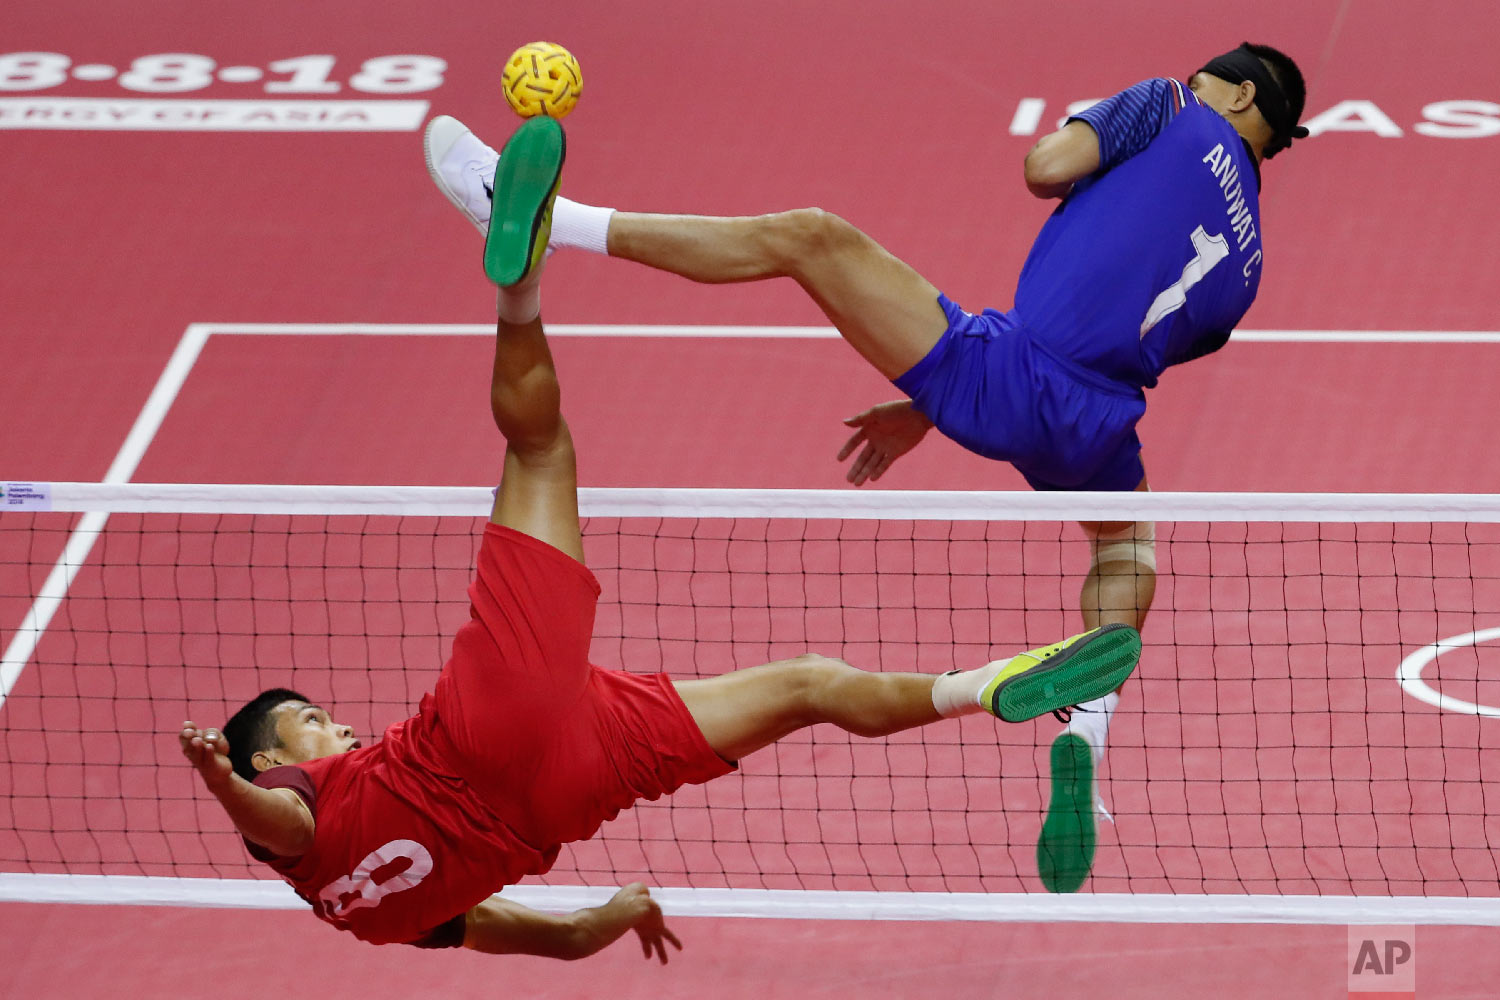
430, 523, 733, 850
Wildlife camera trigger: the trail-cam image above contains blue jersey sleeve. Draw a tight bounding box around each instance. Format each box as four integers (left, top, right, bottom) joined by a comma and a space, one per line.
1069, 78, 1198, 173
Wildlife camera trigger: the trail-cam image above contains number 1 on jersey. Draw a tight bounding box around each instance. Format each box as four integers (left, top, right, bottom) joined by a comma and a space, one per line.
1140, 225, 1229, 337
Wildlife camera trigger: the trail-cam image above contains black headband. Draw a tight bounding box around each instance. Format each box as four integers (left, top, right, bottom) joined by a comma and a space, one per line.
1197, 43, 1309, 157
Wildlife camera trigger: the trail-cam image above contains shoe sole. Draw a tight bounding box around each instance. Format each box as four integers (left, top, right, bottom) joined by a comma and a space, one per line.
484, 117, 564, 286
989, 622, 1140, 724
1038, 733, 1096, 893
423, 116, 486, 234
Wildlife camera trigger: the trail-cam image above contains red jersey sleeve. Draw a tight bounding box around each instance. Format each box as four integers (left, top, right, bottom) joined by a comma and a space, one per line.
243, 765, 317, 862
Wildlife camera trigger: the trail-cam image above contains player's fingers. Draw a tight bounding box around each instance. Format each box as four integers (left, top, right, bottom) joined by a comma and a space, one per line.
847, 444, 871, 484
855, 444, 885, 484
843, 407, 874, 427
664, 926, 682, 951
836, 427, 866, 461
844, 449, 865, 484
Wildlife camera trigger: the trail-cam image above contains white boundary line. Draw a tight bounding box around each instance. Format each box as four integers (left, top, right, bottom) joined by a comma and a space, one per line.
2, 874, 1498, 925
0, 324, 211, 710
188, 322, 1500, 342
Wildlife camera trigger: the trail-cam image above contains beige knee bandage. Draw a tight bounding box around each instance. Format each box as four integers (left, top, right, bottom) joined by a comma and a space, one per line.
1089, 521, 1156, 572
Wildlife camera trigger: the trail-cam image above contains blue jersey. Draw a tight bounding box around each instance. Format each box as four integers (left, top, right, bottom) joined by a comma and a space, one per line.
1014, 78, 1263, 389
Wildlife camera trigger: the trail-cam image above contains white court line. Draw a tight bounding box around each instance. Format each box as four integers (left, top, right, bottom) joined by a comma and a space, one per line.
0, 324, 212, 708
194, 322, 1500, 342
3, 874, 1499, 925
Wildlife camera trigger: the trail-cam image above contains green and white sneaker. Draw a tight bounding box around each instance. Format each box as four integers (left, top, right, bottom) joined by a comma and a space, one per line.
1038, 732, 1100, 893
978, 623, 1141, 724
484, 115, 565, 287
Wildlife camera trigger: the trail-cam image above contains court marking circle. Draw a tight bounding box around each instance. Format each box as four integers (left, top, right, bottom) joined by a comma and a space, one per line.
1396, 626, 1500, 717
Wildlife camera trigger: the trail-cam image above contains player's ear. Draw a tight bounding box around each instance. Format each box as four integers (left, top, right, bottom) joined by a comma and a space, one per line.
251, 748, 277, 772
1231, 79, 1257, 113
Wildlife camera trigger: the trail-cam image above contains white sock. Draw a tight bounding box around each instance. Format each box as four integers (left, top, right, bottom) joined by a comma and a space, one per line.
551, 196, 615, 255
930, 657, 1013, 718
497, 265, 543, 324
1063, 691, 1119, 766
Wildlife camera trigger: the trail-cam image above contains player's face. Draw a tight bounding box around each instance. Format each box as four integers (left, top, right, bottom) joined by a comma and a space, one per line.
269, 701, 361, 764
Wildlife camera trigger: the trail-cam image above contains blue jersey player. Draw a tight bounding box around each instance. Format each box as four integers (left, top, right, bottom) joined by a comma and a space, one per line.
423, 41, 1308, 894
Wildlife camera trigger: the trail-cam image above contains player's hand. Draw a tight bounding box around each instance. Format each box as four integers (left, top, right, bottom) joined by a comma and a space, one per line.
608, 883, 682, 965
837, 399, 934, 485
179, 721, 235, 789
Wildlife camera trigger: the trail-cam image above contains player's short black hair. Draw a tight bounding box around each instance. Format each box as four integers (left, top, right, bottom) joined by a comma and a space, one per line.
223, 688, 309, 782
1244, 42, 1308, 157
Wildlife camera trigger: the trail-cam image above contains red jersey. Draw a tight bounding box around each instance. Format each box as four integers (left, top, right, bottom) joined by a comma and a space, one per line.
246, 524, 732, 946
251, 697, 552, 945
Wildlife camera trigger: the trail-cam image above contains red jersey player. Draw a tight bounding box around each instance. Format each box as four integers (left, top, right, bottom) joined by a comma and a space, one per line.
177, 116, 1142, 961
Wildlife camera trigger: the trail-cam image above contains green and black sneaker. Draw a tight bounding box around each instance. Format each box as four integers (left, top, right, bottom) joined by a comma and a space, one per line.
1038, 731, 1097, 893
483, 115, 565, 287
978, 623, 1140, 724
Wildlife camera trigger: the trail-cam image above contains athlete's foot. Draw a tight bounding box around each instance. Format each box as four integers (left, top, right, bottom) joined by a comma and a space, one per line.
1038, 732, 1100, 893
424, 115, 499, 234
978, 623, 1141, 724
485, 117, 565, 287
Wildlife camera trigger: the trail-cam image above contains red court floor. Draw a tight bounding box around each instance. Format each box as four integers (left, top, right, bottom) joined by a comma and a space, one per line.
5, 0, 1500, 997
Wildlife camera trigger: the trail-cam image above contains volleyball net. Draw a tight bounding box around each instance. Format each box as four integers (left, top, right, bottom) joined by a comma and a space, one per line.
3, 482, 1499, 924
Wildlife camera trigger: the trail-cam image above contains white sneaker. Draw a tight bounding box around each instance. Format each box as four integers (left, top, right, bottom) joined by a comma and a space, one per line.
423, 115, 499, 234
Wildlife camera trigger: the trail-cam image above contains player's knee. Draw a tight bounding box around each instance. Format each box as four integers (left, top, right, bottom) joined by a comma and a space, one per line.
767, 208, 858, 272
784, 652, 857, 718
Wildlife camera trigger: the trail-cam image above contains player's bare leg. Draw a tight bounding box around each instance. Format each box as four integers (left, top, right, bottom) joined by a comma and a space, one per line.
1078, 475, 1157, 636
676, 625, 1143, 763
425, 118, 945, 389
1040, 474, 1157, 892
674, 655, 941, 762
486, 276, 583, 563
605, 210, 947, 380
483, 117, 582, 562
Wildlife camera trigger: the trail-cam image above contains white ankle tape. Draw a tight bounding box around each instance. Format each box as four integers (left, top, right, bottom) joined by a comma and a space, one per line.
551, 197, 614, 255
1090, 522, 1156, 571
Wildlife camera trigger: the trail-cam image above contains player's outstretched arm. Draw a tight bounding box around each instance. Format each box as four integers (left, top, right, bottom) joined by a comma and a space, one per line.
1023, 120, 1102, 199
837, 399, 934, 485
464, 883, 682, 964
178, 722, 315, 857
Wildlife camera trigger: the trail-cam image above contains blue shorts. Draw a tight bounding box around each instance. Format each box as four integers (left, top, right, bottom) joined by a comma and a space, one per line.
894, 295, 1147, 492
